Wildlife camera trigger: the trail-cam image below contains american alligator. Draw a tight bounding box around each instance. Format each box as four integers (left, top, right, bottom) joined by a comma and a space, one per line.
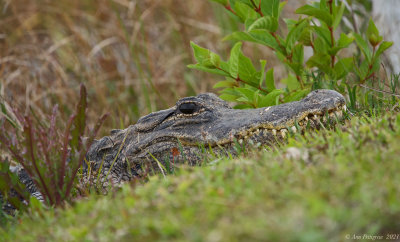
1, 89, 346, 212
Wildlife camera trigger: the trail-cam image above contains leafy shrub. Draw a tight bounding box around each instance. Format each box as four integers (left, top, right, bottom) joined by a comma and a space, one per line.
189, 0, 392, 109
0, 84, 108, 212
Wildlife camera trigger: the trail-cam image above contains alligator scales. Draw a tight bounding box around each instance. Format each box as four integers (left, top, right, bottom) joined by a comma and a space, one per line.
2, 89, 346, 211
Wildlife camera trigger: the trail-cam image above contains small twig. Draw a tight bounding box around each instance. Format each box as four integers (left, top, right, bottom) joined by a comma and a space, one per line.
359, 84, 400, 97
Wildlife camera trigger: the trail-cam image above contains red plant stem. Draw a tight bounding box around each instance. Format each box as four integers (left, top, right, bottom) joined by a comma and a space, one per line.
64, 113, 108, 199
361, 46, 377, 84
224, 4, 237, 15
329, 26, 335, 68
25, 118, 54, 205
58, 115, 75, 199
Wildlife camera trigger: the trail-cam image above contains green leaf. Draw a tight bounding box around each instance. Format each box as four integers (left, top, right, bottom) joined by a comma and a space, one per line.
224, 30, 280, 50
354, 33, 372, 62
298, 27, 313, 46
234, 1, 258, 22
238, 52, 257, 84
248, 29, 281, 50
306, 53, 332, 75
313, 26, 331, 46
258, 89, 284, 107
190, 41, 211, 64
210, 52, 221, 67
281, 74, 300, 92
248, 16, 278, 32
265, 68, 276, 92
333, 57, 353, 80
375, 41, 393, 57
259, 59, 267, 87
260, 0, 280, 18
284, 89, 310, 102
235, 87, 256, 102
285, 18, 309, 52
296, 5, 332, 26
332, 1, 345, 30
328, 33, 354, 56
188, 64, 230, 77
213, 79, 237, 89
228, 42, 242, 78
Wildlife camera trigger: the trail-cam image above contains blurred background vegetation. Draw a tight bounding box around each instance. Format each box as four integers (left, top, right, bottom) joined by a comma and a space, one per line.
0, 0, 309, 133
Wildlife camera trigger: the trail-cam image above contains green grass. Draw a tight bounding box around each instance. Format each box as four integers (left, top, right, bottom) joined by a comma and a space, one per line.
2, 111, 400, 241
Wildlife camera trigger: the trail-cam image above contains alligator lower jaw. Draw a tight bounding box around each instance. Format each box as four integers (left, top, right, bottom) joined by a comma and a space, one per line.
213, 104, 348, 147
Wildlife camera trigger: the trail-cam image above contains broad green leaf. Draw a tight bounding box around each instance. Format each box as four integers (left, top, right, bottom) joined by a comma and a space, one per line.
224, 30, 280, 51
258, 89, 284, 107
228, 42, 242, 78
354, 33, 372, 62
281, 74, 300, 92
296, 5, 332, 26
220, 93, 239, 102
337, 33, 354, 48
313, 26, 331, 46
260, 0, 280, 18
292, 44, 304, 65
234, 103, 253, 109
248, 29, 281, 50
298, 27, 313, 46
238, 52, 258, 84
306, 53, 332, 75
285, 18, 309, 52
190, 41, 211, 64
375, 41, 393, 57
213, 79, 237, 89
284, 89, 310, 102
210, 52, 221, 67
265, 68, 275, 92
188, 64, 230, 76
248, 16, 278, 32
328, 33, 354, 56
259, 59, 267, 87
234, 1, 258, 22
235, 87, 256, 101
313, 36, 329, 54
333, 57, 353, 80
332, 1, 345, 30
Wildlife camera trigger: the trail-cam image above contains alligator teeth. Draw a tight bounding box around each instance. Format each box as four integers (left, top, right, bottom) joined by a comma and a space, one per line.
305, 116, 309, 121
272, 129, 277, 136
256, 129, 260, 134
280, 129, 287, 138
313, 115, 318, 120
291, 126, 297, 133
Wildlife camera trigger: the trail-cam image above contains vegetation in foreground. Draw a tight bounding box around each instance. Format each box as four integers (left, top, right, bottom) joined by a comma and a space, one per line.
1, 111, 400, 241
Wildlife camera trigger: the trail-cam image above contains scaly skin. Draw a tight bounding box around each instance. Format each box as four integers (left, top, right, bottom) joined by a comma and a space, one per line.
2, 89, 346, 213
85, 89, 346, 187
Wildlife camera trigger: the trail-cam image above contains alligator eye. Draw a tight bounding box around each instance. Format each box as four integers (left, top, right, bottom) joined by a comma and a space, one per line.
178, 102, 198, 114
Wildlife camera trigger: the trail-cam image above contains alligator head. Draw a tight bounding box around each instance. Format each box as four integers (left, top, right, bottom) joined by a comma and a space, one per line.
86, 89, 346, 186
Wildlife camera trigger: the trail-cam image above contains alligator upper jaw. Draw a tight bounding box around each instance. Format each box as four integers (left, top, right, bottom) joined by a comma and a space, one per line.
178, 89, 347, 146
128, 89, 346, 153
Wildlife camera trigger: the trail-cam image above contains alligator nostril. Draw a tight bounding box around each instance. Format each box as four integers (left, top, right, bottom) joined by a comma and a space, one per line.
179, 102, 198, 114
